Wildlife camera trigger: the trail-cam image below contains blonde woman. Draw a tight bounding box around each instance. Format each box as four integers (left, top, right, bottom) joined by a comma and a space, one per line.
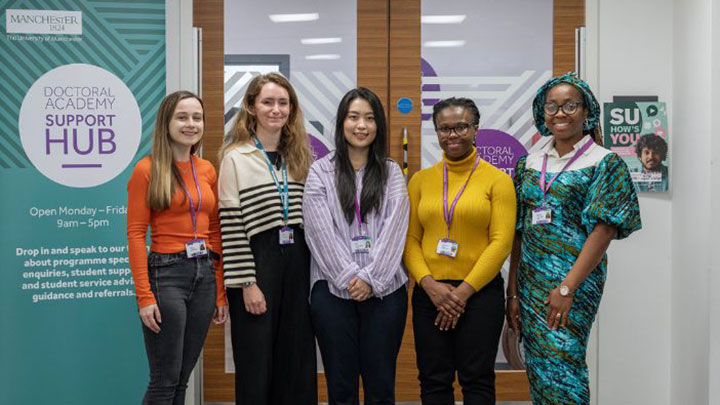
127, 91, 227, 404
218, 73, 316, 404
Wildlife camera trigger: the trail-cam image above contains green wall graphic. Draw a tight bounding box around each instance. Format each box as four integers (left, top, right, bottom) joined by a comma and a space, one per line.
1, 1, 165, 403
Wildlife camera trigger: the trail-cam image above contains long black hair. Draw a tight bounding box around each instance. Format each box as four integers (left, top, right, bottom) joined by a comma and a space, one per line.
334, 87, 388, 224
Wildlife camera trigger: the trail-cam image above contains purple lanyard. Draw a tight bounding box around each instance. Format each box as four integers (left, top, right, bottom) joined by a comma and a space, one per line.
539, 138, 594, 199
353, 196, 364, 235
177, 156, 202, 237
443, 155, 480, 237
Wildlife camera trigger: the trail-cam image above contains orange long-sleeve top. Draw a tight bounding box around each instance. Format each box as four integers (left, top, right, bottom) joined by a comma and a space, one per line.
126, 155, 226, 308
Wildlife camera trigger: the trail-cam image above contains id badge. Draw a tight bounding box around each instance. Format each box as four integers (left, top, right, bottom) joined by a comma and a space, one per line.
436, 238, 458, 258
279, 226, 295, 245
185, 239, 208, 258
351, 236, 372, 253
532, 207, 552, 225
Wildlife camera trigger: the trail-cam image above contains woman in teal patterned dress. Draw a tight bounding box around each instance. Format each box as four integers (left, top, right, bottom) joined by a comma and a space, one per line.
506, 73, 641, 404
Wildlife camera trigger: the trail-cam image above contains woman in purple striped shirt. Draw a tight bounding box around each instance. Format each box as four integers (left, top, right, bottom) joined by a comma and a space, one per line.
303, 87, 410, 404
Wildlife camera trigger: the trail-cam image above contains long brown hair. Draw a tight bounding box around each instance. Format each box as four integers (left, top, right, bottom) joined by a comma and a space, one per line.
220, 73, 312, 181
148, 91, 204, 211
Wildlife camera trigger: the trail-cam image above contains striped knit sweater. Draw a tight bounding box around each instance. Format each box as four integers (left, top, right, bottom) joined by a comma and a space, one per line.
218, 142, 305, 287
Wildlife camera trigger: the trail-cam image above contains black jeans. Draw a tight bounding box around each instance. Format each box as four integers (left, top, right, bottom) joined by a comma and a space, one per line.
227, 227, 317, 405
412, 276, 505, 405
311, 281, 408, 405
141, 251, 218, 405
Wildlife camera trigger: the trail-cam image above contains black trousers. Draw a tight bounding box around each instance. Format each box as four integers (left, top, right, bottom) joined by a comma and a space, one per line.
311, 281, 408, 405
227, 227, 317, 405
412, 276, 505, 405
142, 252, 217, 405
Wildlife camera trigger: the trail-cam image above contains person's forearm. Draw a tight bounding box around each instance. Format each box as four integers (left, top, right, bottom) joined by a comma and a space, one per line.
507, 232, 522, 296
562, 223, 617, 291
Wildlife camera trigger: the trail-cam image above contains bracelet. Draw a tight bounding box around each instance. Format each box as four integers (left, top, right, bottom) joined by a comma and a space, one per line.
506, 295, 518, 300
240, 281, 256, 288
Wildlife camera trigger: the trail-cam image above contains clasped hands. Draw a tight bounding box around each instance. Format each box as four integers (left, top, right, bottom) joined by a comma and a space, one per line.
347, 275, 372, 301
243, 275, 373, 317
420, 276, 475, 331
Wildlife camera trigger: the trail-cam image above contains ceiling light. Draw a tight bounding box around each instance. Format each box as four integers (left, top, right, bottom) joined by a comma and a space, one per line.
306, 54, 341, 60
423, 40, 466, 48
269, 13, 319, 23
301, 37, 342, 45
421, 15, 466, 24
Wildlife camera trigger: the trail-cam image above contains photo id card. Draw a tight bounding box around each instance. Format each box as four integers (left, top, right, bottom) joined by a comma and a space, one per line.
351, 236, 372, 253
532, 207, 552, 225
279, 226, 295, 245
185, 239, 208, 258
436, 238, 459, 258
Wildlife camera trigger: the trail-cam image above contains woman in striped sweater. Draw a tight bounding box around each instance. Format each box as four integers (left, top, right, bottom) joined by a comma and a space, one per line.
218, 73, 316, 405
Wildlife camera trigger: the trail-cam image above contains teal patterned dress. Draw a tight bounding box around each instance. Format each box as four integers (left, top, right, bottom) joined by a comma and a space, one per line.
514, 148, 641, 404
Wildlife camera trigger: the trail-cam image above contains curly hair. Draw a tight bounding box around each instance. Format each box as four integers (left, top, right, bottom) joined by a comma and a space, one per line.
432, 97, 481, 129
635, 133, 668, 161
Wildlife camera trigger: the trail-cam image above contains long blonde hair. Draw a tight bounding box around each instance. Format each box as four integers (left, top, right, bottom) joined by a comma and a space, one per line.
148, 91, 204, 211
220, 73, 312, 181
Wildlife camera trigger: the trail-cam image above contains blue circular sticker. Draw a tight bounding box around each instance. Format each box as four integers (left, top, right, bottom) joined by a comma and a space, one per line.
397, 97, 413, 114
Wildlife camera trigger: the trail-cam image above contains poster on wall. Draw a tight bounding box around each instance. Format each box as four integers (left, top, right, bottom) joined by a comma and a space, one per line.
0, 2, 165, 403
603, 101, 670, 192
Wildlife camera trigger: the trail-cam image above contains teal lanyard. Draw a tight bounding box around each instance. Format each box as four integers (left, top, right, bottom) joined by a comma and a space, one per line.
252, 136, 289, 224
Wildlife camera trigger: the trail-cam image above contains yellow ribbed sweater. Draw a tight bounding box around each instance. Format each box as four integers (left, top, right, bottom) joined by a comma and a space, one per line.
403, 151, 517, 291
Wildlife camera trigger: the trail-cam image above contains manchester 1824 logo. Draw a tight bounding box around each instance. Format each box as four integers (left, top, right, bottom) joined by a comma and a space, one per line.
6, 9, 82, 35
19, 64, 141, 188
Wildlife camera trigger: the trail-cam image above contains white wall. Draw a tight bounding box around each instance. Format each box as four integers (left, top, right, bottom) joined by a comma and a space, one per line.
710, 3, 720, 402
670, 0, 712, 403
587, 0, 673, 403
589, 1, 719, 404
166, 0, 195, 93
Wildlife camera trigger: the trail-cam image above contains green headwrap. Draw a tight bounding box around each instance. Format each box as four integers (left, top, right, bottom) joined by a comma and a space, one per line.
532, 72, 601, 137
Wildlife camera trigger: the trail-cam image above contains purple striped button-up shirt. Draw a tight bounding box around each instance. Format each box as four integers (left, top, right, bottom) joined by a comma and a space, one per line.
303, 153, 410, 299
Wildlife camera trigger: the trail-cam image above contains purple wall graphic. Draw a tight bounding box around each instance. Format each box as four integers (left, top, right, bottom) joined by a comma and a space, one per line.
475, 129, 527, 178
309, 134, 330, 159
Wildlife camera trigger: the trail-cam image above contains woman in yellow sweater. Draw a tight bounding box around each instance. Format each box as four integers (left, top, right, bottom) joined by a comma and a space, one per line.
404, 97, 516, 404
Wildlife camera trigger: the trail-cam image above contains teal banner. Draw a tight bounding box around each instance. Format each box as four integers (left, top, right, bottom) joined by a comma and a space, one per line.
0, 2, 165, 403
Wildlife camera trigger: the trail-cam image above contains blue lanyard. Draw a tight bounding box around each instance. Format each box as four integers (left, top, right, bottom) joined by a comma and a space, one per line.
252, 136, 289, 224
177, 156, 202, 237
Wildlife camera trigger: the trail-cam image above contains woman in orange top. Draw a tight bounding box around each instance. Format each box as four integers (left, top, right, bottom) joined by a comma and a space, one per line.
126, 91, 227, 404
